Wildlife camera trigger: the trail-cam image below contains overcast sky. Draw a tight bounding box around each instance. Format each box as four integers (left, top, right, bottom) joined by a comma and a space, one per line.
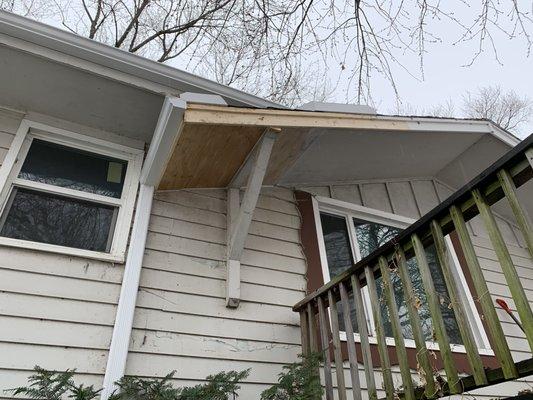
28, 1, 533, 137
322, 3, 533, 138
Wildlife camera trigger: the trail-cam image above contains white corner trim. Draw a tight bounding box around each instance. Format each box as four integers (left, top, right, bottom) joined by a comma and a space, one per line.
102, 95, 187, 396
141, 96, 186, 186
487, 122, 521, 147
101, 184, 154, 398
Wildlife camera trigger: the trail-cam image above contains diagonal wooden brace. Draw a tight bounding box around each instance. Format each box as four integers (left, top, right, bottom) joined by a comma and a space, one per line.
226, 128, 279, 308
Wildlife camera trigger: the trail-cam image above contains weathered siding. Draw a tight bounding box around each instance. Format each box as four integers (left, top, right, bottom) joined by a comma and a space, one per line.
125, 187, 306, 393
298, 178, 533, 398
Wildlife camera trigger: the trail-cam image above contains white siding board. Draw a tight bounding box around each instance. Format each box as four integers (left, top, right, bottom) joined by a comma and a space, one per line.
142, 249, 305, 291
0, 292, 117, 326
297, 185, 331, 197
139, 268, 303, 307
125, 353, 284, 383
0, 268, 120, 304
0, 130, 14, 149
0, 108, 24, 133
386, 181, 420, 219
0, 148, 8, 165
0, 248, 123, 283
360, 183, 393, 212
155, 190, 226, 213
330, 185, 363, 205
0, 342, 107, 374
0, 316, 113, 350
129, 330, 300, 364
132, 308, 301, 344
136, 288, 299, 326
410, 180, 440, 215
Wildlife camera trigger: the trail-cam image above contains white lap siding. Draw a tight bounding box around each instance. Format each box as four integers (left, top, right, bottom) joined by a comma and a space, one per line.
298, 178, 533, 399
126, 187, 306, 394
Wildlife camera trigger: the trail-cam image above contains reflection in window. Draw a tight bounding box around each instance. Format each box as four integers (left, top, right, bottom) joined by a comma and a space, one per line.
320, 213, 359, 333
354, 218, 463, 344
0, 188, 117, 252
320, 211, 463, 345
19, 139, 127, 198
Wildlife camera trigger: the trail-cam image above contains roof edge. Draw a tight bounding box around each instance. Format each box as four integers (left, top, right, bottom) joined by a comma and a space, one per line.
0, 10, 282, 109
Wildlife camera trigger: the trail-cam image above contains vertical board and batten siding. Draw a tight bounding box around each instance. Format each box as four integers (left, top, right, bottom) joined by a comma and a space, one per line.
0, 108, 126, 397
298, 178, 533, 399
126, 187, 306, 393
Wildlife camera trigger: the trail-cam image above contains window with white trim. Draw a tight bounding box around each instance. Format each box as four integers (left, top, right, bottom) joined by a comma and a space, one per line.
314, 197, 491, 353
0, 121, 142, 262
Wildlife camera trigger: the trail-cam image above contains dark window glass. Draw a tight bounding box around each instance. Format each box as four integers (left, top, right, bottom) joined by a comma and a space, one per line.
19, 139, 127, 198
0, 188, 117, 252
353, 218, 463, 344
353, 218, 402, 257
320, 213, 359, 333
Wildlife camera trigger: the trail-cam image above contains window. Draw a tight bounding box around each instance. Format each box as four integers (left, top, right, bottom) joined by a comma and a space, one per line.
314, 196, 491, 353
0, 121, 143, 262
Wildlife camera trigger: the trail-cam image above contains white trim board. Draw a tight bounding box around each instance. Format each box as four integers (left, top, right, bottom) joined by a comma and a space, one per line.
101, 96, 186, 398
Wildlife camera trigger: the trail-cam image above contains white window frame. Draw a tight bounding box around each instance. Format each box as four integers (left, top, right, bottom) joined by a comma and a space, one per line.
311, 195, 493, 355
0, 119, 143, 263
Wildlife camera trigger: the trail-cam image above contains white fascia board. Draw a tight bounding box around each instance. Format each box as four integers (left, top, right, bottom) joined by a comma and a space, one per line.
0, 10, 282, 109
485, 122, 521, 147
140, 96, 186, 186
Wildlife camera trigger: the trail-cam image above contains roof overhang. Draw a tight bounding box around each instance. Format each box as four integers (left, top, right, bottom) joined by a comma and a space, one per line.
157, 104, 520, 190
0, 10, 282, 109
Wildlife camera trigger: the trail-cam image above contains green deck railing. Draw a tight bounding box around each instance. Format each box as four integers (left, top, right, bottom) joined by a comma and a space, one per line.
293, 134, 533, 400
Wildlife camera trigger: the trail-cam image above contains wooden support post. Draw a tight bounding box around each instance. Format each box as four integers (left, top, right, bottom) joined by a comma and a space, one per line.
412, 233, 461, 394
526, 148, 533, 170
430, 220, 488, 386
394, 247, 436, 396
318, 296, 334, 400
473, 188, 533, 352
498, 169, 533, 260
226, 129, 278, 308
339, 281, 362, 400
364, 265, 394, 400
450, 204, 518, 379
328, 290, 348, 400
351, 275, 377, 400
300, 310, 310, 356
307, 302, 319, 353
378, 256, 415, 400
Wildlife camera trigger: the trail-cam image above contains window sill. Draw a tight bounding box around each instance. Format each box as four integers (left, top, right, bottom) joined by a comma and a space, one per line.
340, 332, 495, 356
0, 236, 126, 263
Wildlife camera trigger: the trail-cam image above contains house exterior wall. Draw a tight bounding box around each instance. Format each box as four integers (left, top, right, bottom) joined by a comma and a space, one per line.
298, 179, 533, 399
124, 187, 306, 396
0, 107, 136, 396
0, 104, 531, 399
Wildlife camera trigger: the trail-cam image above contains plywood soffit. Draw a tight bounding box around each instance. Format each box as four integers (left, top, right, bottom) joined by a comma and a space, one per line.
158, 123, 264, 189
